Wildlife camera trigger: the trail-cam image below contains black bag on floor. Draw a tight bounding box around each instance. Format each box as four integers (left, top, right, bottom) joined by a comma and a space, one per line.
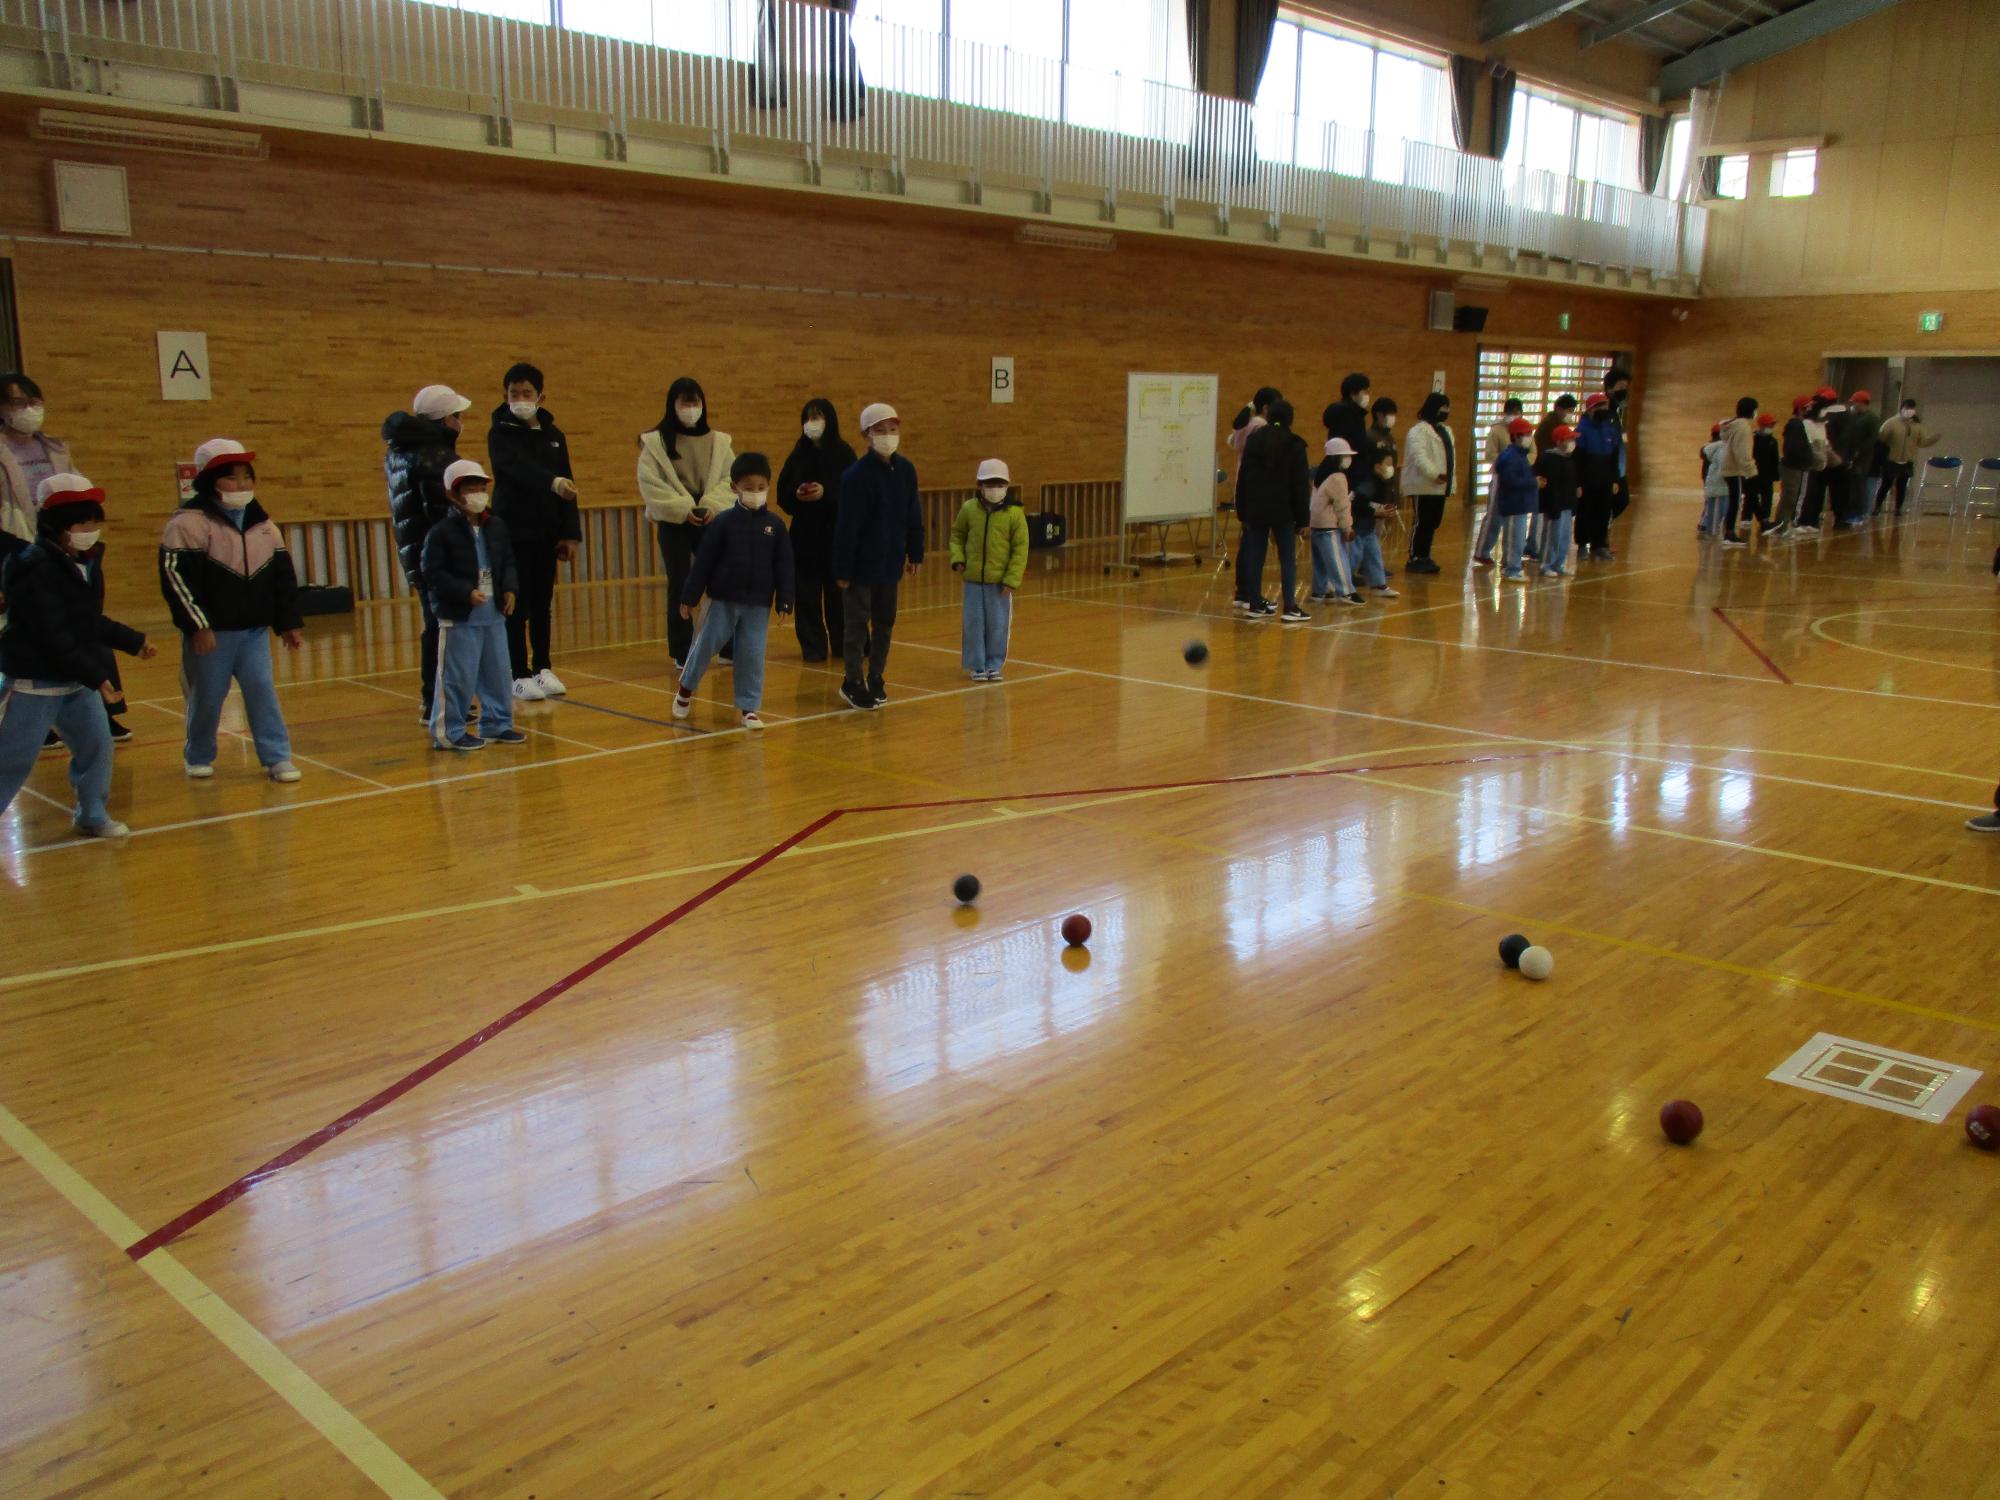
298, 584, 354, 616
1026, 511, 1066, 549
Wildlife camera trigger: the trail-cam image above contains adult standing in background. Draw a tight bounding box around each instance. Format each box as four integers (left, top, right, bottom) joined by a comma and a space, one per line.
1875, 395, 1941, 518
1401, 391, 1454, 575
1839, 390, 1881, 528
1572, 391, 1623, 562
1321, 373, 1372, 459
0, 371, 129, 744
383, 383, 467, 725
637, 377, 736, 668
1534, 393, 1578, 455
1794, 386, 1842, 534
488, 362, 580, 703
776, 397, 855, 664
1235, 399, 1311, 623
1227, 387, 1280, 613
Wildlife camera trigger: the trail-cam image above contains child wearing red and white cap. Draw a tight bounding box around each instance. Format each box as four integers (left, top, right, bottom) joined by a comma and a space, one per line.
160, 438, 305, 783
0, 473, 157, 838
1491, 417, 1540, 583
1534, 425, 1579, 578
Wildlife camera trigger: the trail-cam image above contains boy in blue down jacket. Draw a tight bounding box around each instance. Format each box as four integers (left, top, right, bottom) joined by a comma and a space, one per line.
1491, 417, 1541, 583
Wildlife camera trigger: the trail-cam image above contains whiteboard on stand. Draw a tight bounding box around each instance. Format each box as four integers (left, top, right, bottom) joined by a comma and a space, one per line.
1122, 372, 1218, 526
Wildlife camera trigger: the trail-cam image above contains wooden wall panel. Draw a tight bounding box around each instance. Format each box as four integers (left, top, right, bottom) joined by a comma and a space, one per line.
0, 119, 1650, 619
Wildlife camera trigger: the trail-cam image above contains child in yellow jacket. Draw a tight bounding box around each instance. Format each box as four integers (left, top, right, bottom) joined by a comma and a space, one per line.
950, 458, 1031, 681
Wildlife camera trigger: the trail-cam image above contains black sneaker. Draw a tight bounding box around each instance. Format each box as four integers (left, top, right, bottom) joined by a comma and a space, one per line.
1280, 606, 1311, 624
839, 679, 872, 711
107, 720, 133, 745
1406, 557, 1441, 575
1246, 600, 1277, 621
867, 681, 889, 708
1968, 812, 2000, 834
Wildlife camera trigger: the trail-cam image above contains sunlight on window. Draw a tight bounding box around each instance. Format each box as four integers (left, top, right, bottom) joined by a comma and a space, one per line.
1505, 84, 1639, 188
1255, 14, 1450, 175
947, 0, 1062, 116
1714, 152, 1749, 199
1769, 147, 1817, 198
412, 0, 549, 19
1065, 0, 1191, 136
852, 0, 944, 99
1661, 115, 1691, 197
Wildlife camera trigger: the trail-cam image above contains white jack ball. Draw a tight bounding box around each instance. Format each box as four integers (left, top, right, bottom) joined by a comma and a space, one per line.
1518, 945, 1554, 981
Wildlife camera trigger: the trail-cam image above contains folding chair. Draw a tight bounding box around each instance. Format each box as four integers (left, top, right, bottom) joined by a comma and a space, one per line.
1965, 458, 2000, 519
1912, 455, 1964, 516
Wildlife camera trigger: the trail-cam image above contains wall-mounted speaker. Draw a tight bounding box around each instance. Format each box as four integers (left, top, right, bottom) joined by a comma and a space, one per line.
1453, 304, 1489, 333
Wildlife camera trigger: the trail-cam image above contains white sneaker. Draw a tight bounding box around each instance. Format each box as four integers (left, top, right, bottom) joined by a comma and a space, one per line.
1793, 524, 1821, 536
534, 668, 566, 697
741, 711, 766, 731
73, 818, 130, 839
672, 688, 692, 721
185, 763, 215, 780
513, 676, 546, 702
1375, 586, 1399, 599
268, 761, 302, 783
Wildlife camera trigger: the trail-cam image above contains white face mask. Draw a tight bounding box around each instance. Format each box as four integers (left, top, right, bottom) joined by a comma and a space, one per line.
1516, 436, 1533, 450
871, 432, 900, 458
1378, 416, 1396, 430
460, 492, 490, 515
738, 489, 768, 509
219, 490, 254, 510
7, 405, 45, 435
1901, 408, 1916, 420
67, 529, 100, 551
980, 483, 1008, 503
508, 400, 540, 423
1335, 458, 1350, 471
676, 404, 703, 428
802, 418, 826, 441
1560, 442, 1576, 455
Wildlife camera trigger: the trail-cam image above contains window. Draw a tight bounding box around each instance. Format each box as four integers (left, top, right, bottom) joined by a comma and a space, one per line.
946, 0, 1063, 117
1660, 115, 1691, 198
1255, 13, 1453, 179
1472, 348, 1615, 501
1769, 147, 1817, 198
1065, 0, 1191, 134
1503, 84, 1639, 188
1711, 153, 1749, 199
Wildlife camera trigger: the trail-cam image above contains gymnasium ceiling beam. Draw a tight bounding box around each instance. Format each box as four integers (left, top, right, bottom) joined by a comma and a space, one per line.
1477, 0, 1594, 43
1584, 0, 1696, 48
1656, 0, 1903, 95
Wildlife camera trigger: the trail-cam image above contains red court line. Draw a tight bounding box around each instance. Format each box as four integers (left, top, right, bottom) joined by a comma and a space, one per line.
1711, 607, 1794, 685
125, 748, 1571, 1259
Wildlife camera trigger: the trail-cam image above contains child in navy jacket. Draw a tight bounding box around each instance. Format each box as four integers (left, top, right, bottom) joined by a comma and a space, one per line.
1491, 418, 1541, 582
673, 453, 794, 731
421, 459, 523, 752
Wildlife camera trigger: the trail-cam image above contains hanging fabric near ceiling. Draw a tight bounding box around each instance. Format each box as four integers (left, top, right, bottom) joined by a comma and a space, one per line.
1233, 0, 1281, 102
1639, 113, 1669, 194
1187, 0, 1209, 90
1488, 66, 1517, 159
1697, 154, 1721, 197
755, 0, 866, 121
1449, 54, 1480, 154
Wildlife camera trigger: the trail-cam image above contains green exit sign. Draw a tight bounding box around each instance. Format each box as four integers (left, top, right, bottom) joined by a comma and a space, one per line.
1558, 311, 1571, 332
1919, 310, 1944, 332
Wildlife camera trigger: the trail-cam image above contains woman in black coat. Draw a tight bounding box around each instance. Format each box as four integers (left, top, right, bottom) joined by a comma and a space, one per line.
775, 397, 857, 662
1234, 400, 1312, 622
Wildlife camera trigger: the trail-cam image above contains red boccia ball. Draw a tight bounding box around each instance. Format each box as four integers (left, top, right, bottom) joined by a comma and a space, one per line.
1060, 913, 1092, 947
1967, 1104, 2000, 1151
1659, 1100, 1704, 1146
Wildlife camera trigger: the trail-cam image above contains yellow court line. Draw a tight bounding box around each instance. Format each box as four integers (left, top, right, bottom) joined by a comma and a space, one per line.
0, 1103, 444, 1500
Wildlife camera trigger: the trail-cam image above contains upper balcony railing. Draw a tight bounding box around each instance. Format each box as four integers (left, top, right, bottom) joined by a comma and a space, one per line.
7, 0, 1705, 285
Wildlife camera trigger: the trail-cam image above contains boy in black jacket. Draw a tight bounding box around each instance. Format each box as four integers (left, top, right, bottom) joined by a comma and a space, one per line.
673, 453, 794, 731
1748, 412, 1781, 536
420, 460, 524, 752
0, 473, 156, 837
383, 383, 466, 725
1534, 425, 1579, 578
488, 361, 581, 703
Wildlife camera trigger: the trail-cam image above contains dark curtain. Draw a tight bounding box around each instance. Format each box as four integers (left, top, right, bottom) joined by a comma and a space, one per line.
1697, 154, 1721, 198
1488, 66, 1517, 160
1187, 0, 1209, 91
1233, 0, 1281, 102
1639, 113, 1670, 194
1449, 54, 1479, 154
753, 0, 865, 121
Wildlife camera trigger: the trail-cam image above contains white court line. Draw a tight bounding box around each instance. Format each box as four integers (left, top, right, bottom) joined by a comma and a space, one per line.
0, 735, 1475, 992
132, 700, 392, 791
0, 1103, 443, 1499
7, 672, 1074, 859
343, 676, 613, 753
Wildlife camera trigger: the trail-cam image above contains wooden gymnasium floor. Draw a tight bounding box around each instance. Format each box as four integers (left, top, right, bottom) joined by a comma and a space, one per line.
3, 498, 1999, 1500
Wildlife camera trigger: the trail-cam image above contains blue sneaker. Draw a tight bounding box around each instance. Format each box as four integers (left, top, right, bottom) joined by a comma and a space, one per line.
487, 728, 527, 745
441, 733, 485, 752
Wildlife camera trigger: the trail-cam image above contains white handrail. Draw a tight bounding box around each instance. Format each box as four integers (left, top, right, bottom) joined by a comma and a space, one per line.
19, 0, 1704, 279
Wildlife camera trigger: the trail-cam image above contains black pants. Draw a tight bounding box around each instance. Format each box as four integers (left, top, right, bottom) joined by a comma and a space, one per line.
792, 563, 844, 661
841, 580, 899, 691
507, 535, 559, 679
1577, 483, 1614, 550
1723, 475, 1745, 533
418, 588, 440, 715
655, 520, 699, 664
1800, 470, 1835, 528
1407, 494, 1447, 560
1881, 460, 1914, 514
1239, 523, 1298, 608
1744, 476, 1773, 525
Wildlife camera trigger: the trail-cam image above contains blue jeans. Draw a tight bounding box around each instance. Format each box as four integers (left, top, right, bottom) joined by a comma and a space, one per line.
1540, 510, 1575, 574
1499, 512, 1531, 577
0, 681, 114, 828
181, 628, 291, 768
432, 616, 514, 744
961, 582, 1012, 674
1309, 529, 1354, 597
1349, 532, 1386, 589
683, 600, 769, 711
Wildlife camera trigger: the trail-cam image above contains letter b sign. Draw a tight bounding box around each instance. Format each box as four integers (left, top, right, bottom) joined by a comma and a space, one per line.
991, 356, 1014, 405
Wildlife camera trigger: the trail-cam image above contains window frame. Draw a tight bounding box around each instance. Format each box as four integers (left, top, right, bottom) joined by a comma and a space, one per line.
1768, 147, 1817, 198
1259, 9, 1455, 177
1710, 152, 1750, 201
1503, 79, 1642, 189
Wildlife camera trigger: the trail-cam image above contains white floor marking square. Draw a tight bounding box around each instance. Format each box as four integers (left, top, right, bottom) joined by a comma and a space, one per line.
1768, 1033, 1983, 1122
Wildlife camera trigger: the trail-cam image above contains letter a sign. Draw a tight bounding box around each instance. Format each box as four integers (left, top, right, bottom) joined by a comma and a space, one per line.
156, 331, 212, 401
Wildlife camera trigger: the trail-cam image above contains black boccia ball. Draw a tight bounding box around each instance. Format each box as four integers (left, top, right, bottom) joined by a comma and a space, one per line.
953, 873, 981, 904
1499, 933, 1531, 969
1184, 639, 1210, 667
